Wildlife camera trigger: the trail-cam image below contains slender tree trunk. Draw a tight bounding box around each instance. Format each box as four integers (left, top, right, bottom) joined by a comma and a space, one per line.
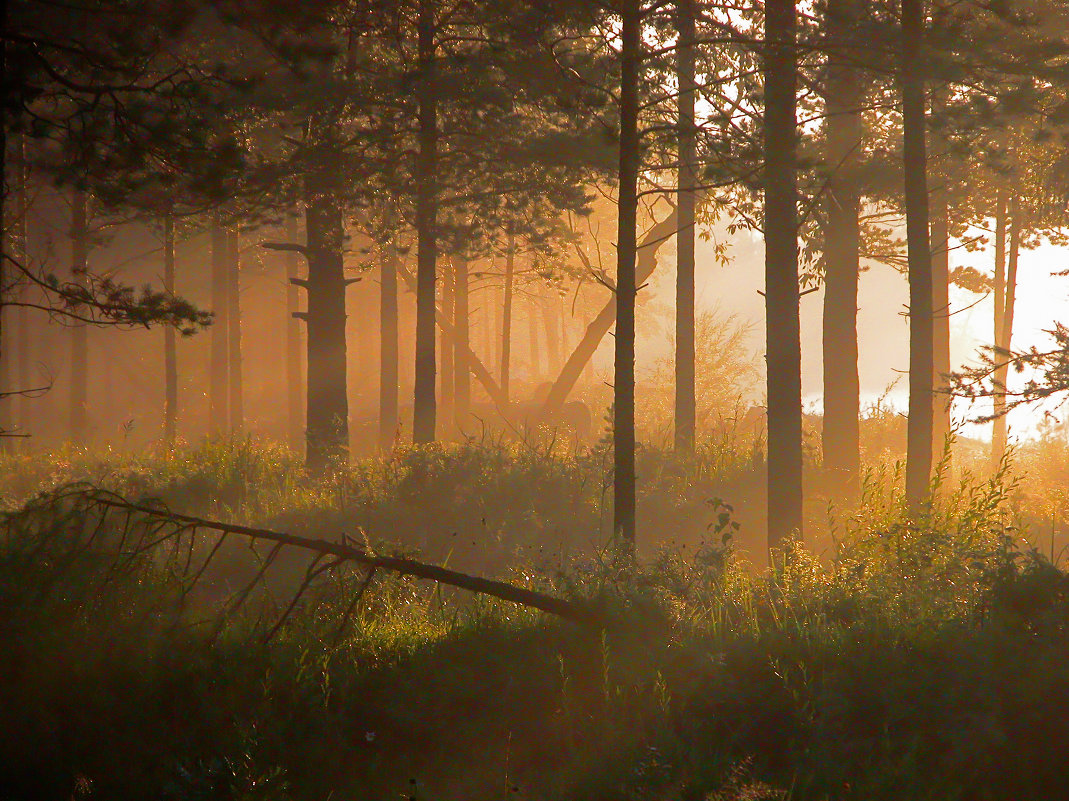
501, 230, 515, 403
764, 0, 804, 548
440, 258, 454, 425
990, 187, 1007, 466
15, 135, 29, 444
227, 229, 243, 434
613, 0, 641, 559
163, 213, 177, 444
675, 0, 697, 453
379, 236, 399, 450
453, 257, 470, 423
0, 0, 7, 432
413, 0, 438, 444
543, 297, 561, 375
992, 195, 1020, 465
209, 222, 229, 436
821, 0, 864, 502
528, 298, 541, 380
930, 86, 952, 466
303, 165, 349, 472
70, 190, 89, 444
286, 216, 304, 450
902, 0, 934, 511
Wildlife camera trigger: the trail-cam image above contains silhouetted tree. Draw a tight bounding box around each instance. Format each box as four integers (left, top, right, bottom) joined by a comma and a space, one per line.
764, 0, 804, 548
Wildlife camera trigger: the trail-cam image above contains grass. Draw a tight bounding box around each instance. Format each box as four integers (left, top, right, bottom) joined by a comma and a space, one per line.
3, 437, 1069, 799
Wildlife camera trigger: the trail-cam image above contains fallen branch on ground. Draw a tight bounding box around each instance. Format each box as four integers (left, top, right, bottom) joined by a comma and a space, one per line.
92, 495, 605, 627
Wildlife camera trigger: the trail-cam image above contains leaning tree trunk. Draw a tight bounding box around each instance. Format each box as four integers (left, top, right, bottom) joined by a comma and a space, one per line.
501, 230, 515, 403
675, 0, 697, 453
613, 0, 642, 561
902, 0, 934, 512
163, 213, 177, 444
821, 0, 864, 503
930, 85, 952, 467
286, 216, 304, 450
379, 236, 400, 450
209, 222, 229, 436
764, 0, 804, 548
70, 189, 89, 444
413, 0, 439, 444
453, 257, 471, 424
992, 195, 1020, 466
303, 166, 350, 472
542, 208, 679, 417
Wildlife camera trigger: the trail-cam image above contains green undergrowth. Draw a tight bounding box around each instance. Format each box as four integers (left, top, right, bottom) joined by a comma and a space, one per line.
0, 438, 765, 571
3, 449, 1069, 800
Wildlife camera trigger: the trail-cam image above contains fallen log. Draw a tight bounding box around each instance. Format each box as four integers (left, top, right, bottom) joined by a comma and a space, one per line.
94, 496, 604, 627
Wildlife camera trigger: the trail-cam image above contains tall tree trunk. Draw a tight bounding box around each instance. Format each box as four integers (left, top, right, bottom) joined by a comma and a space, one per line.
209, 222, 229, 436
379, 236, 399, 450
614, 0, 641, 560
15, 135, 29, 445
303, 165, 349, 472
528, 298, 541, 380
286, 216, 304, 450
543, 297, 561, 375
501, 230, 515, 403
227, 229, 243, 434
902, 0, 934, 511
453, 257, 470, 423
764, 0, 804, 548
542, 209, 679, 416
990, 187, 1007, 465
930, 86, 952, 466
69, 190, 89, 444
413, 0, 438, 444
992, 194, 1020, 465
675, 0, 697, 453
821, 0, 864, 502
440, 258, 454, 424
163, 213, 177, 444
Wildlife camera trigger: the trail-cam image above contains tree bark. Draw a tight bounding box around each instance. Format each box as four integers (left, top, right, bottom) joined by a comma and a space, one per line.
990, 187, 1007, 465
440, 258, 454, 424
543, 296, 561, 375
992, 194, 1020, 465
453, 257, 471, 423
764, 0, 804, 548
413, 0, 438, 444
675, 0, 697, 453
304, 166, 349, 472
379, 235, 399, 450
528, 297, 541, 380
209, 222, 229, 436
227, 230, 243, 434
70, 190, 89, 444
902, 0, 934, 511
614, 0, 642, 560
15, 135, 29, 445
930, 86, 952, 467
286, 216, 304, 450
163, 213, 177, 444
501, 230, 515, 403
821, 0, 864, 502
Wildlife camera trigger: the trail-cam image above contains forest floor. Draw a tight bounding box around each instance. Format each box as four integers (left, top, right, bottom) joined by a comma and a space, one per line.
4, 436, 1069, 800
